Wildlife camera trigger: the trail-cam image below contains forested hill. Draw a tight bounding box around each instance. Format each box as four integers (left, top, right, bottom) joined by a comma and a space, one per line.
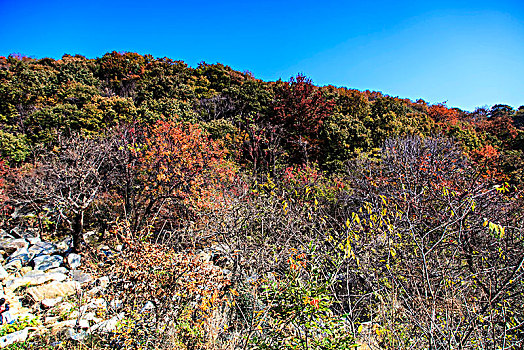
0, 52, 524, 349
0, 52, 523, 180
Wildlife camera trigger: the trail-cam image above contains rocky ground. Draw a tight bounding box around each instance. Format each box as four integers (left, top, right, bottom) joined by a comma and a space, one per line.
0, 229, 123, 348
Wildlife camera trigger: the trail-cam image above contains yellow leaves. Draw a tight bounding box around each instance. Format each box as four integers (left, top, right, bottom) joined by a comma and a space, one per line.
352, 212, 360, 225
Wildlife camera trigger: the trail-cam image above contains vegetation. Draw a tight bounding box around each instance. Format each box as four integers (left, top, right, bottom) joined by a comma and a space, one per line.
0, 52, 523, 349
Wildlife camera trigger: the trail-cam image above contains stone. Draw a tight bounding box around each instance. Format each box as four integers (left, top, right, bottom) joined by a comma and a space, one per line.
20, 266, 32, 275
66, 253, 81, 270
4, 260, 22, 272
81, 298, 106, 313
0, 328, 28, 348
0, 239, 28, 255
78, 319, 89, 329
28, 241, 58, 257
27, 281, 81, 301
0, 265, 8, 280
46, 267, 69, 275
26, 237, 41, 245
4, 272, 68, 293
50, 320, 77, 335
82, 311, 96, 321
70, 270, 93, 285
56, 237, 73, 254
57, 302, 74, 314
6, 247, 32, 266
42, 297, 63, 308
83, 231, 98, 245
33, 255, 63, 272
89, 313, 124, 333
44, 316, 59, 325
66, 328, 87, 341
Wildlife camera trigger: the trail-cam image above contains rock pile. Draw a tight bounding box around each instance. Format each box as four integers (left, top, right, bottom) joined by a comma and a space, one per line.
0, 231, 119, 347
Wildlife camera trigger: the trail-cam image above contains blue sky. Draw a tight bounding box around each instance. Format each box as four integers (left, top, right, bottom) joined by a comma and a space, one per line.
1, 0, 523, 111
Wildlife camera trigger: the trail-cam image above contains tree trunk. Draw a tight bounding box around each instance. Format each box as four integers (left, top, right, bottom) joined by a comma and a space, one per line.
73, 211, 84, 252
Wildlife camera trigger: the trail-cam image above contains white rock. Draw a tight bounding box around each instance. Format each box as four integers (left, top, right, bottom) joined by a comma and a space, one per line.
42, 297, 63, 308
0, 265, 8, 280
4, 272, 68, 293
66, 253, 81, 269
28, 241, 58, 257
33, 255, 63, 272
89, 312, 124, 333
27, 281, 81, 301
0, 328, 28, 348
56, 237, 73, 254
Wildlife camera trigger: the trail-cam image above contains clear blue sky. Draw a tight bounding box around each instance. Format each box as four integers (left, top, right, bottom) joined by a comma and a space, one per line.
1, 0, 523, 111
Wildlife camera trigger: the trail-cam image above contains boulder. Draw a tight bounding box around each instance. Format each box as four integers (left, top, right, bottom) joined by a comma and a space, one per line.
0, 328, 28, 348
33, 255, 63, 272
66, 253, 81, 270
28, 241, 58, 257
27, 281, 80, 301
4, 272, 68, 293
56, 237, 73, 255
4, 260, 22, 272
70, 270, 93, 285
46, 267, 69, 275
42, 297, 63, 308
6, 247, 32, 266
0, 239, 28, 255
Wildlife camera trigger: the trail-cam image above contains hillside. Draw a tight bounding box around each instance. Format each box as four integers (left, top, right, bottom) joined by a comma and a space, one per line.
0, 52, 522, 349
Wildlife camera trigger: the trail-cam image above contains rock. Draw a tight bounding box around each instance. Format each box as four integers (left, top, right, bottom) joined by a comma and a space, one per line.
0, 239, 28, 255
42, 297, 63, 308
56, 237, 73, 254
66, 328, 87, 341
70, 270, 93, 285
77, 319, 89, 329
26, 236, 41, 245
82, 311, 96, 321
89, 313, 124, 333
66, 253, 81, 270
83, 231, 98, 245
97, 276, 110, 289
46, 267, 69, 275
50, 320, 77, 335
140, 301, 155, 313
27, 281, 81, 301
6, 247, 32, 266
20, 266, 33, 275
57, 302, 74, 314
0, 265, 8, 280
44, 316, 59, 325
81, 298, 106, 313
4, 272, 68, 293
28, 241, 58, 257
0, 328, 28, 348
4, 260, 22, 272
33, 255, 63, 272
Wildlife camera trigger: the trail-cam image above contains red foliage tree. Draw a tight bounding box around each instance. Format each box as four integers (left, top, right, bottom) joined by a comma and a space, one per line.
271, 74, 335, 164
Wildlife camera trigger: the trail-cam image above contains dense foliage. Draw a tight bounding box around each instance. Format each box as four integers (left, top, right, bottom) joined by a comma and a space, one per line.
0, 52, 523, 349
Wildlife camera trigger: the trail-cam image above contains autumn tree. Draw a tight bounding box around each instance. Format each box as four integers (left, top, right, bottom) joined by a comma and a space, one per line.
270, 74, 335, 165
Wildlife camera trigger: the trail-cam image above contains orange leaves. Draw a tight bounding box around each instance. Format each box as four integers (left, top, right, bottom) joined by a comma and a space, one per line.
133, 119, 236, 227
